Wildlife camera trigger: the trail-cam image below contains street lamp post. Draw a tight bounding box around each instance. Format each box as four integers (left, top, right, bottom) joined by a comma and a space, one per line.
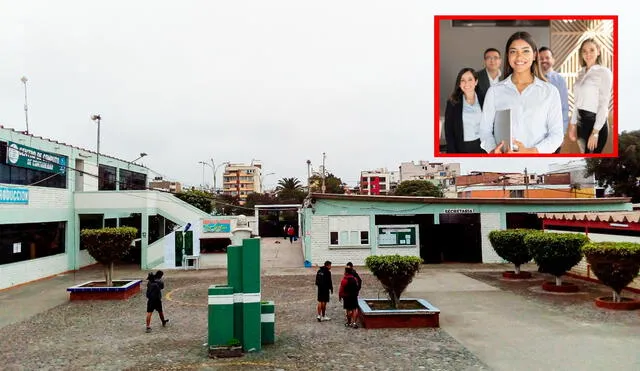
213, 160, 229, 194
20, 76, 29, 134
198, 161, 209, 190
260, 172, 275, 193
132, 152, 147, 163
90, 114, 102, 169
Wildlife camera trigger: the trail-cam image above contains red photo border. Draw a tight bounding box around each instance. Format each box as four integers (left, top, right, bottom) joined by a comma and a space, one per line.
433, 15, 618, 158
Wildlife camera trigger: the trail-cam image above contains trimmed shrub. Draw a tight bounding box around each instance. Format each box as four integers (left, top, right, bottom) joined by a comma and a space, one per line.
365, 255, 423, 309
81, 227, 138, 286
525, 232, 589, 286
488, 229, 535, 273
583, 242, 640, 302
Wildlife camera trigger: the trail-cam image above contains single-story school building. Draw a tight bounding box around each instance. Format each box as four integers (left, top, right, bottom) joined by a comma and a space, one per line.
299, 193, 633, 266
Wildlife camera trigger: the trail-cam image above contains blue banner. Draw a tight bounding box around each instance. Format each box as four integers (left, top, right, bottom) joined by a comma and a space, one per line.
0, 187, 29, 204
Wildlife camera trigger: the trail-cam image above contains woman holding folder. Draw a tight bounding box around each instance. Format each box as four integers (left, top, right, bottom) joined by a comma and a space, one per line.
479, 31, 564, 154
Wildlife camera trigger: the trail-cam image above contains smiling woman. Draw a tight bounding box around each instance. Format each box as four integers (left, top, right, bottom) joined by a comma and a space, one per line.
479, 31, 564, 154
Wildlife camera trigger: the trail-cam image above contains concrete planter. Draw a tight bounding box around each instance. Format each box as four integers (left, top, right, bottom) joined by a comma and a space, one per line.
208, 345, 243, 358
542, 281, 579, 293
358, 298, 440, 329
67, 280, 142, 301
502, 271, 532, 279
595, 296, 640, 310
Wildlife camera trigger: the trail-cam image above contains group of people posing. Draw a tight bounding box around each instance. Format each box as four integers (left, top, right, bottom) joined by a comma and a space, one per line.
315, 261, 362, 328
444, 31, 612, 154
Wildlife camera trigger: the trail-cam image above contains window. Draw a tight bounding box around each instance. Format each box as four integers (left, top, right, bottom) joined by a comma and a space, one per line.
0, 221, 66, 265
98, 165, 117, 190
119, 169, 147, 190
328, 216, 370, 246
78, 214, 104, 250
509, 190, 524, 198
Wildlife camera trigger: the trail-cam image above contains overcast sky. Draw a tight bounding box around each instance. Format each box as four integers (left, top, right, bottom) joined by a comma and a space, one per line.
0, 1, 634, 189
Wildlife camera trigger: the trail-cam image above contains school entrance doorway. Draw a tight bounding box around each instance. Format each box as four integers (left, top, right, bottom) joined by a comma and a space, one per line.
425, 212, 482, 263
254, 204, 302, 238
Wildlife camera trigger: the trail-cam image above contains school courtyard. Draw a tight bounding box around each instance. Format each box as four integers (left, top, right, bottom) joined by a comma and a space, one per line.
0, 238, 639, 370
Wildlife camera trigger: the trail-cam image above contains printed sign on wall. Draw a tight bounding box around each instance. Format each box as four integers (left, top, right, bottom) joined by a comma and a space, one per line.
6, 141, 67, 174
202, 219, 231, 233
0, 186, 29, 204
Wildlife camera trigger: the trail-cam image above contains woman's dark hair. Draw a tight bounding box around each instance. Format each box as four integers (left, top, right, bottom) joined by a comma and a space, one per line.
147, 272, 155, 281
503, 31, 546, 82
448, 67, 477, 104
579, 38, 602, 67
345, 267, 354, 275
156, 270, 164, 279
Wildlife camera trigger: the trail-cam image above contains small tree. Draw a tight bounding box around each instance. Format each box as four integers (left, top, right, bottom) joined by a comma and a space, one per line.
80, 227, 137, 286
583, 242, 640, 303
365, 255, 423, 309
174, 190, 213, 213
488, 229, 535, 274
394, 180, 444, 197
525, 232, 589, 286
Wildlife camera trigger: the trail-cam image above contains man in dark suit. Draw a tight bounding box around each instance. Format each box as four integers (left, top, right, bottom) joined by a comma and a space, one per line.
476, 48, 502, 97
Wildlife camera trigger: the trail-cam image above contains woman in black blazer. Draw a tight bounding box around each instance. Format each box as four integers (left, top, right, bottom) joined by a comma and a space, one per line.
444, 68, 486, 154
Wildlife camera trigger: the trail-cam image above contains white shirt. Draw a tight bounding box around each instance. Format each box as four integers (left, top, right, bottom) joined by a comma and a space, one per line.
479, 75, 564, 154
462, 94, 482, 141
570, 64, 613, 132
487, 70, 501, 86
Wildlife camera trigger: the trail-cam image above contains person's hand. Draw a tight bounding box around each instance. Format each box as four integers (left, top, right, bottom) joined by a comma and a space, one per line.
587, 132, 599, 151
491, 141, 507, 154
512, 139, 539, 154
568, 124, 578, 142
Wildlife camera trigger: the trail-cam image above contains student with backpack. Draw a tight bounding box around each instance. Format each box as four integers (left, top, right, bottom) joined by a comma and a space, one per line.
145, 271, 169, 333
339, 267, 361, 328
345, 262, 362, 322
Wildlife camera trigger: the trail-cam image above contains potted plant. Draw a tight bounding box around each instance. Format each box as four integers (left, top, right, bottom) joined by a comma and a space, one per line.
525, 231, 589, 293
360, 255, 439, 328
67, 227, 141, 300
582, 242, 640, 310
488, 229, 535, 279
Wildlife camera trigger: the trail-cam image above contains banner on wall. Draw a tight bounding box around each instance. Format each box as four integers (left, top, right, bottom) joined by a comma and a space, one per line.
0, 186, 29, 204
202, 219, 232, 233
6, 141, 67, 174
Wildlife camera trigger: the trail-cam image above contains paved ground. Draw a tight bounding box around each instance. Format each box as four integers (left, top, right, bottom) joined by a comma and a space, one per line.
1, 241, 640, 370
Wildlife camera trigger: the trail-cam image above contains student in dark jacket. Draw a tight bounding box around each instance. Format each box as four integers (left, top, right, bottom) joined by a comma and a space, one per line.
315, 261, 333, 322
145, 271, 169, 332
444, 67, 487, 154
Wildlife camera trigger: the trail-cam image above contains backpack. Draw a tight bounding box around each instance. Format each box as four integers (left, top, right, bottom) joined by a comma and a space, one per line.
345, 275, 359, 296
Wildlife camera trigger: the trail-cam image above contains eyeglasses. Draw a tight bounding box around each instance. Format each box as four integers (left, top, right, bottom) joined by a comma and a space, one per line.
485, 56, 501, 61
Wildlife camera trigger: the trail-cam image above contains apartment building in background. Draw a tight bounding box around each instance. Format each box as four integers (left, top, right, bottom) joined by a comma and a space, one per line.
222, 161, 262, 204
399, 161, 461, 182
149, 177, 182, 193
360, 168, 398, 195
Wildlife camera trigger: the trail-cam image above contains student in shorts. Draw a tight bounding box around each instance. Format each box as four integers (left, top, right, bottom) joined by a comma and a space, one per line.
315, 261, 333, 322
479, 31, 564, 154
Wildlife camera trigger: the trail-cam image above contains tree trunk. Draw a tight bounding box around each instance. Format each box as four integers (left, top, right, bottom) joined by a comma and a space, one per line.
514, 264, 521, 274
613, 290, 621, 303
555, 276, 562, 286
103, 265, 109, 285
389, 291, 399, 309
106, 262, 114, 287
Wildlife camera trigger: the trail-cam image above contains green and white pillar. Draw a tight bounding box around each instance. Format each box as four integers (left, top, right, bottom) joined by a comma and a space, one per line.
241, 238, 262, 352
208, 285, 234, 347
261, 300, 275, 344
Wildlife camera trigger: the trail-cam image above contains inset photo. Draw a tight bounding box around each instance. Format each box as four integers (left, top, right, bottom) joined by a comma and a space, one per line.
434, 16, 617, 157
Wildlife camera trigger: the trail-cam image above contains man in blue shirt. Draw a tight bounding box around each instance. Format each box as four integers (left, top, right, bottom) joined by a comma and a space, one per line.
539, 46, 569, 153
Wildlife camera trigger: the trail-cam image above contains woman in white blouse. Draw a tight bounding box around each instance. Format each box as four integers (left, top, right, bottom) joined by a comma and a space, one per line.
479, 31, 564, 154
568, 38, 612, 153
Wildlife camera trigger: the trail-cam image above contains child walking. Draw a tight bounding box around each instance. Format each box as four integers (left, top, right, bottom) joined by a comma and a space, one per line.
145, 271, 169, 332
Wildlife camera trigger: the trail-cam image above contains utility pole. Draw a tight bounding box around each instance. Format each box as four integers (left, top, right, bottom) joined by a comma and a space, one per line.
502, 172, 507, 198
524, 168, 529, 198
306, 160, 312, 196
321, 152, 326, 194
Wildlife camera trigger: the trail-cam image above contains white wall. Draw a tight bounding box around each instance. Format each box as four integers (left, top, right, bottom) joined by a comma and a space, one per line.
481, 213, 503, 263
0, 254, 68, 290
77, 249, 97, 267
0, 185, 70, 216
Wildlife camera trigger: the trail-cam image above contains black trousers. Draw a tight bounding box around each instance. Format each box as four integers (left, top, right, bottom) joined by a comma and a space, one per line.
577, 109, 608, 154
460, 139, 486, 154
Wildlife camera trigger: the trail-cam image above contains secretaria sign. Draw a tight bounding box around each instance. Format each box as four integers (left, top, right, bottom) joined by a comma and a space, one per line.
6, 141, 67, 174
0, 187, 29, 204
